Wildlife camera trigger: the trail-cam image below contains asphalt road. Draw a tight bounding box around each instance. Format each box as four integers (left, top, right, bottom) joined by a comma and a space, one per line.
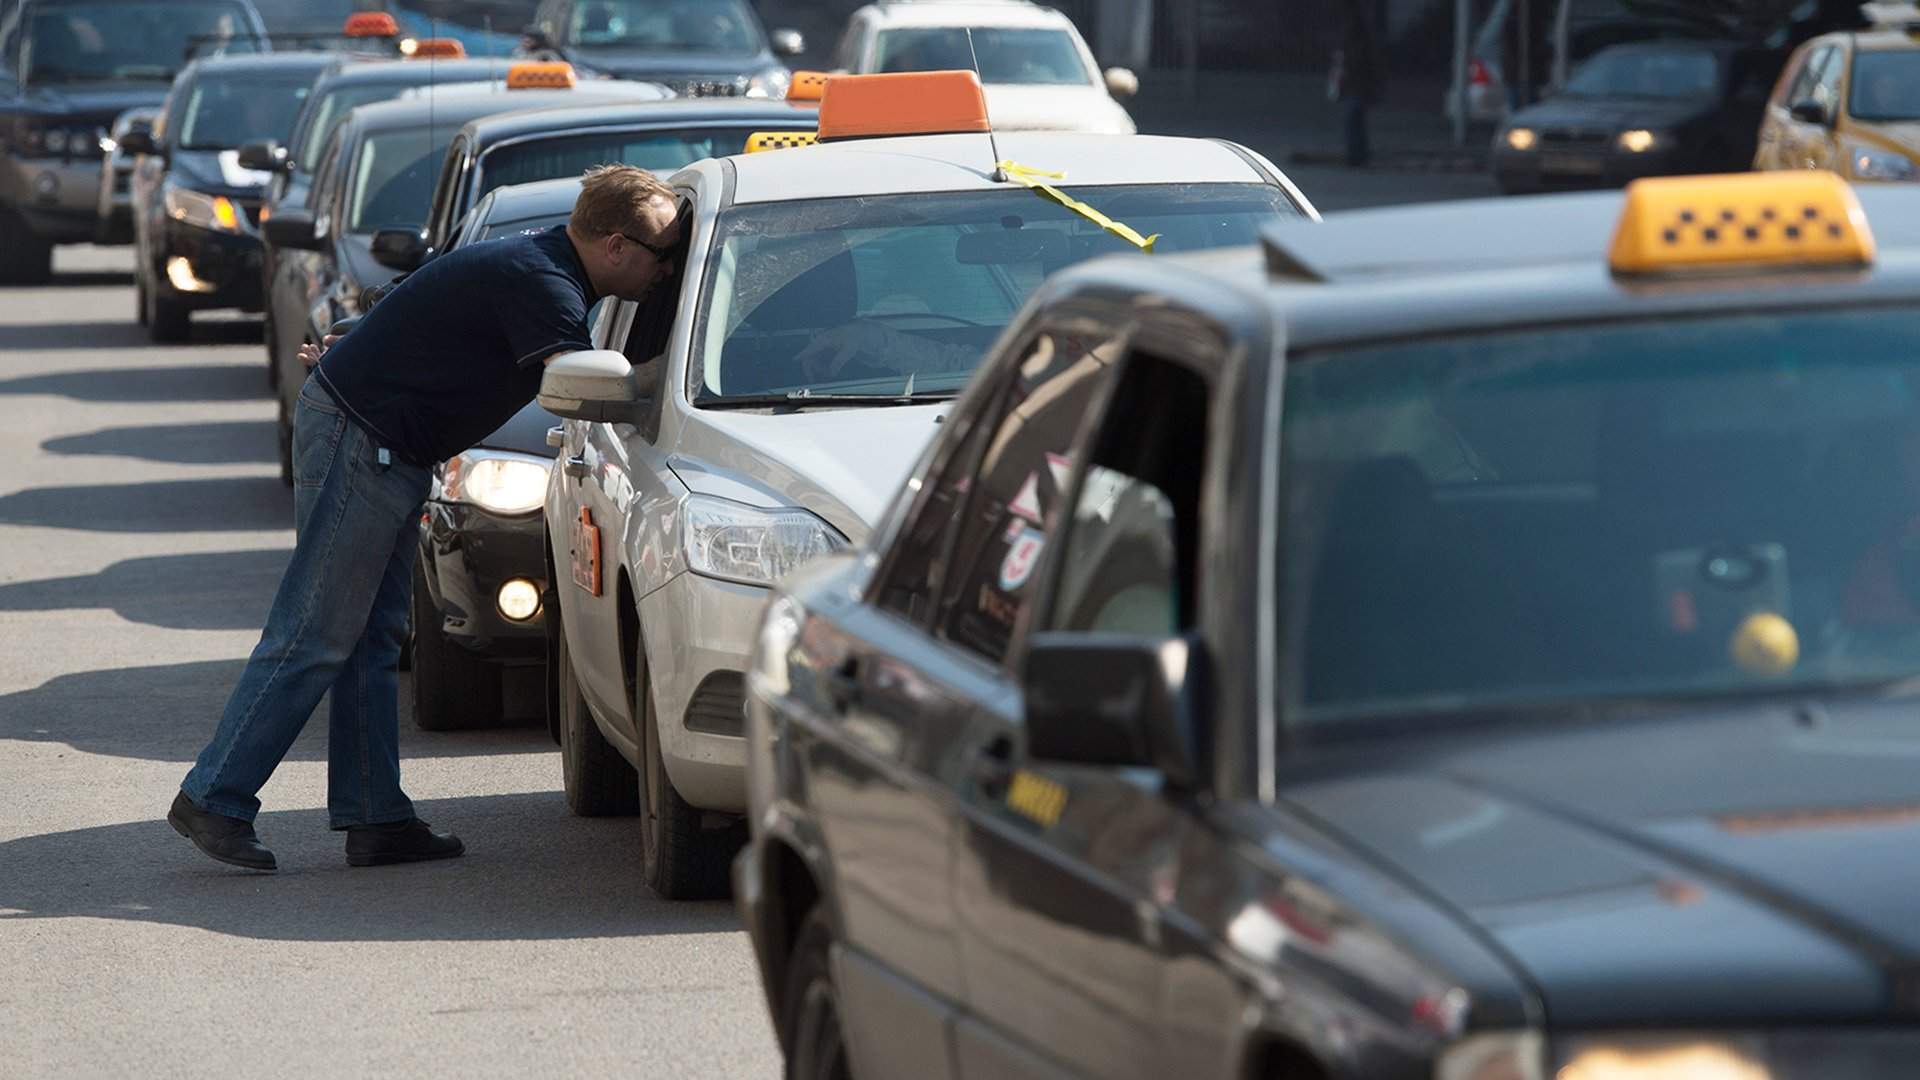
0, 247, 781, 1079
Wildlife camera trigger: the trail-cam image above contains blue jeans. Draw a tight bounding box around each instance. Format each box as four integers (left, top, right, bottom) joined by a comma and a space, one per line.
181, 376, 430, 828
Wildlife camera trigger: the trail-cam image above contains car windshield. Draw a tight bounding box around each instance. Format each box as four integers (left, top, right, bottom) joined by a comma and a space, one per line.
475, 126, 770, 198
177, 71, 316, 150
349, 127, 455, 232
875, 27, 1090, 85
1563, 47, 1721, 99
245, 0, 363, 35
295, 83, 409, 170
693, 183, 1296, 403
1282, 308, 1920, 726
19, 1, 259, 84
567, 0, 761, 54
1849, 50, 1920, 122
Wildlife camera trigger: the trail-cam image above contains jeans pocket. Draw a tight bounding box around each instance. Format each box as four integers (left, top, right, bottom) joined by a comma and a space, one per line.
293, 396, 350, 490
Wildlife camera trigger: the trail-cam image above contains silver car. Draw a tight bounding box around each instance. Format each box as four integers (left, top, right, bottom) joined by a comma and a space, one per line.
539, 127, 1315, 899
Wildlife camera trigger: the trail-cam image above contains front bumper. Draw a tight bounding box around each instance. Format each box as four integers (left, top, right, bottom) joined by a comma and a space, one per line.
159, 220, 265, 311
417, 499, 548, 662
639, 570, 766, 814
1492, 145, 1687, 192
1, 153, 108, 242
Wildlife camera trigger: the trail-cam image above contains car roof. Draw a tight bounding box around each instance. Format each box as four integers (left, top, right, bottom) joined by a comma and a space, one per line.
861, 1, 1074, 30
344, 81, 670, 134
718, 131, 1272, 204
478, 176, 583, 222
181, 52, 341, 78
454, 97, 819, 144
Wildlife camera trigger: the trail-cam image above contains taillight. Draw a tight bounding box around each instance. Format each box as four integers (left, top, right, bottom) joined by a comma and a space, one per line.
1469, 59, 1492, 87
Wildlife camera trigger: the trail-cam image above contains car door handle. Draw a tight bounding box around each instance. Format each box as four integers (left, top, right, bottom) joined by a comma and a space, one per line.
972, 736, 1016, 797
563, 453, 588, 478
823, 657, 862, 708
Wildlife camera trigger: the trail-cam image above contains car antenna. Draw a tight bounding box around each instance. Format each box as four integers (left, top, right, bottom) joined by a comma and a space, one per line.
963, 28, 1006, 182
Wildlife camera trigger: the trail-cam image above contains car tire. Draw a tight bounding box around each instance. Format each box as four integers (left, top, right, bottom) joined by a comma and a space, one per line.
781, 906, 853, 1080
409, 563, 502, 731
145, 275, 191, 343
635, 633, 742, 900
0, 208, 52, 286
557, 612, 638, 816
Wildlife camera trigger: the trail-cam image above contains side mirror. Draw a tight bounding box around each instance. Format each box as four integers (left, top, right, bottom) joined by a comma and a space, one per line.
770, 28, 805, 57
370, 225, 428, 272
116, 129, 160, 157
1104, 66, 1139, 99
263, 208, 321, 251
237, 139, 287, 173
539, 349, 649, 423
1021, 633, 1200, 788
1789, 99, 1829, 125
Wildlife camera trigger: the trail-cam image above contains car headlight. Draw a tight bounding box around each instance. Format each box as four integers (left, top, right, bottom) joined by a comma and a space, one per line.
683, 494, 847, 587
1505, 126, 1537, 151
744, 66, 791, 99
1849, 144, 1918, 181
1617, 129, 1660, 153
439, 450, 551, 515
163, 185, 244, 233
1436, 1032, 1775, 1080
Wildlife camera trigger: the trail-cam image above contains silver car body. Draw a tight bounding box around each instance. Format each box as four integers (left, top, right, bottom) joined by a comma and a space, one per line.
545, 129, 1314, 815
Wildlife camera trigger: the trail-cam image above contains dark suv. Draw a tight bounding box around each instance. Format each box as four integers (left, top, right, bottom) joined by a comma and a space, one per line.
0, 0, 268, 283
520, 0, 803, 98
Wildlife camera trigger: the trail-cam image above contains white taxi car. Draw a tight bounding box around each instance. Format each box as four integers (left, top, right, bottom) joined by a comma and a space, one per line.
538, 69, 1314, 898
830, 0, 1139, 133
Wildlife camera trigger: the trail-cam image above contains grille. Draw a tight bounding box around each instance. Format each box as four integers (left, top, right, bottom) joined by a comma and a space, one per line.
661, 76, 743, 98
683, 672, 746, 737
1540, 128, 1610, 149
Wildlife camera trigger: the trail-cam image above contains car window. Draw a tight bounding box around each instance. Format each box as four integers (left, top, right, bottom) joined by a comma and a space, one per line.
566, 0, 761, 54
479, 211, 569, 242
1562, 46, 1722, 100
475, 127, 771, 198
692, 184, 1296, 404
17, 1, 258, 85
875, 27, 1090, 86
1848, 50, 1920, 122
176, 70, 316, 150
1783, 45, 1829, 107
426, 135, 469, 241
349, 127, 457, 233
247, 0, 362, 35
1812, 44, 1847, 112
875, 376, 1006, 625
310, 135, 343, 233
936, 329, 1120, 665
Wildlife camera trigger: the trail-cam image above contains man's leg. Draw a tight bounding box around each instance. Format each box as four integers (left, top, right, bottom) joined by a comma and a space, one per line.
327, 509, 420, 829
180, 378, 427, 822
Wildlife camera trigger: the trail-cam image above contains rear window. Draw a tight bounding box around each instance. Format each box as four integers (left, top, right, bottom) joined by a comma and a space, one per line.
177, 70, 316, 150
474, 127, 770, 197
875, 27, 1090, 85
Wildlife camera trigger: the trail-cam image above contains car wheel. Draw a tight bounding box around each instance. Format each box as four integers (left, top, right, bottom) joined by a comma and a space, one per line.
409, 563, 502, 731
635, 632, 742, 900
781, 907, 853, 1080
0, 208, 53, 286
145, 274, 191, 343
557, 611, 638, 816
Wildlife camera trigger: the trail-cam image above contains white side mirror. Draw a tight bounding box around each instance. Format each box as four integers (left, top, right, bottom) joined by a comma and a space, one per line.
539, 349, 644, 423
1104, 66, 1138, 99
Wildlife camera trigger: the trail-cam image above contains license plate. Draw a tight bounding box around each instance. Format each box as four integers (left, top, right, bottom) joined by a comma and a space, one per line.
569, 507, 602, 597
1544, 153, 1605, 176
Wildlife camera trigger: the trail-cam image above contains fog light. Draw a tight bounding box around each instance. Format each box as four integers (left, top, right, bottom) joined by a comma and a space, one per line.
165, 256, 216, 294
497, 578, 541, 622
32, 171, 58, 199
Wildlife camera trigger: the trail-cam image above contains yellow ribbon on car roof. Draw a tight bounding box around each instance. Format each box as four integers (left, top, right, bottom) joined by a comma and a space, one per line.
997, 161, 1159, 253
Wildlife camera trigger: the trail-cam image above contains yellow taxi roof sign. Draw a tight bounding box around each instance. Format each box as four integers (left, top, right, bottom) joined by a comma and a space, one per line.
344, 11, 400, 37
1609, 171, 1875, 275
817, 70, 990, 141
506, 62, 577, 90
788, 70, 829, 102
404, 37, 466, 59
745, 131, 819, 153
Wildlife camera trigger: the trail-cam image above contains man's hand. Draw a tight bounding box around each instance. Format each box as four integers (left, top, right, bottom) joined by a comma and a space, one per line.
298, 334, 340, 369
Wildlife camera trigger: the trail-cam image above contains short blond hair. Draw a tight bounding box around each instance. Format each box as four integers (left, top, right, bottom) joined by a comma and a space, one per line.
570, 164, 676, 239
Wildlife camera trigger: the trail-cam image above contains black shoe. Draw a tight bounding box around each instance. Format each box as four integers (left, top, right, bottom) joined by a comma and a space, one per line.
168, 791, 276, 872
345, 818, 465, 867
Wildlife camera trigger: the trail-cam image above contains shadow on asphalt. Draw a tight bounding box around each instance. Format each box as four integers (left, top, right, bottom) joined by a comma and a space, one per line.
0, 661, 543, 762
0, 363, 267, 403
0, 319, 258, 351
47, 269, 135, 288
0, 476, 291, 532
43, 420, 277, 465
0, 549, 286, 630
0, 791, 738, 941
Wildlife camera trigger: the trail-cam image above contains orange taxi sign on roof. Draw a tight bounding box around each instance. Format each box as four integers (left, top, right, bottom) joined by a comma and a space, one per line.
405, 37, 466, 59
787, 70, 829, 102
344, 11, 400, 37
745, 131, 819, 153
817, 70, 990, 141
506, 61, 576, 90
1609, 171, 1875, 275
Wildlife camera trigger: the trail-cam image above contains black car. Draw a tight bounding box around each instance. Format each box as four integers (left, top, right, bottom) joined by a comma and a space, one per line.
520, 0, 803, 98
415, 95, 817, 257
0, 0, 269, 284
261, 75, 665, 482
737, 177, 1920, 1078
1493, 40, 1780, 194
408, 175, 579, 730
121, 52, 336, 340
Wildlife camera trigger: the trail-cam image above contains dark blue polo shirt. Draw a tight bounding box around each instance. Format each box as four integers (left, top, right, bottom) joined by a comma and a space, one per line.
315, 225, 596, 466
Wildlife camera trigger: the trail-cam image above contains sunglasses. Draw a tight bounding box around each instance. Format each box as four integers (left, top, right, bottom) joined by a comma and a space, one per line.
619, 231, 672, 261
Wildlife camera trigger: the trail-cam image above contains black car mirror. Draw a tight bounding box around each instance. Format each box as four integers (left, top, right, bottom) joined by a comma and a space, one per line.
264, 208, 321, 251
770, 28, 805, 58
1021, 632, 1201, 789
370, 226, 429, 272
1789, 99, 1830, 126
539, 349, 649, 424
237, 139, 287, 173
116, 129, 160, 157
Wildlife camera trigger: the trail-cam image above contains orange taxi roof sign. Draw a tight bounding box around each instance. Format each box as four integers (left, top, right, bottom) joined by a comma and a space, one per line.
1609, 171, 1875, 275
344, 11, 400, 37
406, 37, 466, 59
817, 70, 990, 141
506, 62, 577, 90
787, 70, 829, 102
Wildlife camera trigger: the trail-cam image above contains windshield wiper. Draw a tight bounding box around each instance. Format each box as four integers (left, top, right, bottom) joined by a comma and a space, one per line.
696, 389, 958, 410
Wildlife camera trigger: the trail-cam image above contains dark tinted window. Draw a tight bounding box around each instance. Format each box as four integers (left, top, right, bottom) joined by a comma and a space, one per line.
476, 127, 765, 196
348, 127, 457, 232
876, 381, 1003, 625
1850, 50, 1920, 121
1563, 46, 1721, 99
177, 71, 317, 149
296, 84, 407, 168
17, 1, 258, 84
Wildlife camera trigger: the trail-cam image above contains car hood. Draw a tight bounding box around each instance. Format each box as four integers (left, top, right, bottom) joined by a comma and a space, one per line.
1285, 700, 1920, 1025
166, 148, 274, 198
1511, 94, 1714, 134
475, 399, 562, 457
983, 84, 1135, 134
669, 404, 949, 542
